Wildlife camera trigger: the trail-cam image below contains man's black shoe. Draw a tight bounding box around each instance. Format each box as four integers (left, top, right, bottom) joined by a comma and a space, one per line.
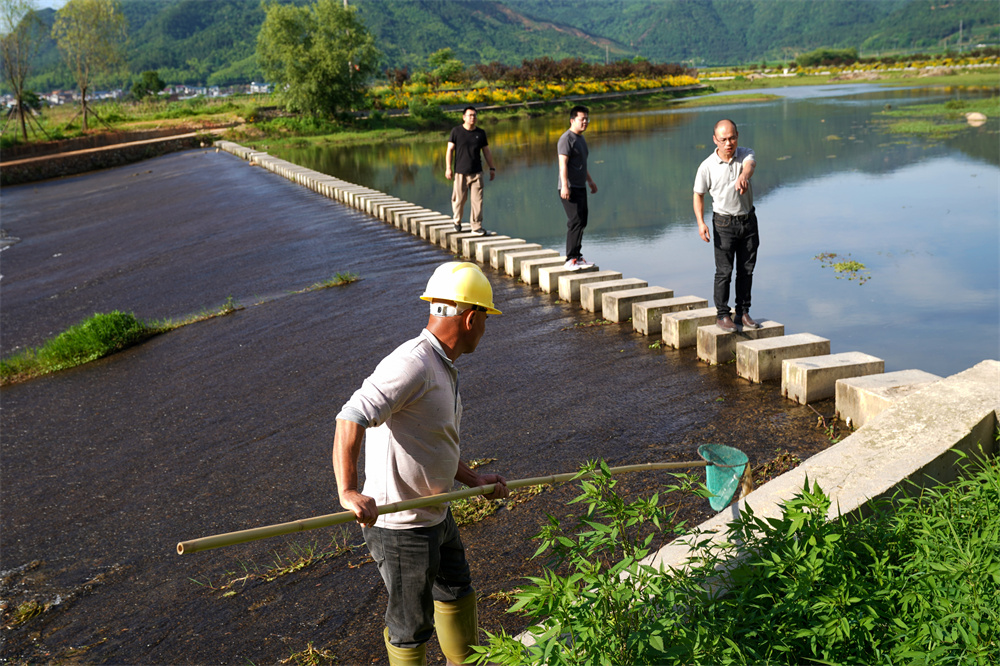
454, 223, 462, 232
717, 315, 737, 332
741, 313, 761, 329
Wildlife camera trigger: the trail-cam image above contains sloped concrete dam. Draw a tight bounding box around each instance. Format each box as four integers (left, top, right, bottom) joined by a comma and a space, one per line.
1, 147, 836, 664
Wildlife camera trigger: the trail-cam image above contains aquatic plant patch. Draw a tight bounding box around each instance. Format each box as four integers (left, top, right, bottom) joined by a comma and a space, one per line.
815, 252, 871, 284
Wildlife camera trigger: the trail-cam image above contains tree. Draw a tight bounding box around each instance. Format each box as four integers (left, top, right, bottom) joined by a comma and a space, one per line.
1, 0, 44, 142
131, 69, 165, 100
256, 0, 381, 118
51, 0, 127, 131
426, 47, 463, 85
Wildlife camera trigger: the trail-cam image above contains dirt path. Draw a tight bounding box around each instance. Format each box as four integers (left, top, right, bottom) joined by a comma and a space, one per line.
0, 149, 832, 664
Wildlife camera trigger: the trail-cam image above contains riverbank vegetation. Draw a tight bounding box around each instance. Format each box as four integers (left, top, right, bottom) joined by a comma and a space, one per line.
474, 449, 1000, 665
876, 94, 1000, 137
4, 57, 995, 156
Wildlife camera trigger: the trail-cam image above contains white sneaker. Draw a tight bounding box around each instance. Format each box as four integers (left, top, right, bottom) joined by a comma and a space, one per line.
575, 257, 594, 268
565, 258, 581, 270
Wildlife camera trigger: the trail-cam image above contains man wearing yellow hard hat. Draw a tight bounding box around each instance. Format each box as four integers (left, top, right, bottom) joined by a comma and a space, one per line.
333, 262, 507, 666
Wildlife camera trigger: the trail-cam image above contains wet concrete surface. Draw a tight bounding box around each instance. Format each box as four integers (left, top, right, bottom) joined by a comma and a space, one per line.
1, 150, 833, 664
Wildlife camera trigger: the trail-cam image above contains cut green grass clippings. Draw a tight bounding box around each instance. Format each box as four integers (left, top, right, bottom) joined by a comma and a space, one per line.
295, 273, 361, 294
279, 642, 339, 665
6, 600, 46, 628
452, 484, 552, 528
190, 532, 358, 597
752, 450, 803, 486
562, 319, 614, 331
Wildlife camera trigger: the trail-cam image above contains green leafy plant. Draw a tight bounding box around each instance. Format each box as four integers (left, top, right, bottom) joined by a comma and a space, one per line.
472, 461, 699, 665
475, 448, 1000, 665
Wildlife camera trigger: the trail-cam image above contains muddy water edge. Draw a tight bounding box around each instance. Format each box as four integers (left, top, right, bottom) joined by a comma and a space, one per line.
0, 149, 833, 665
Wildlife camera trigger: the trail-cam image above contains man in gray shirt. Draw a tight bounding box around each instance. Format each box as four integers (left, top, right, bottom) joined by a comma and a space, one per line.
558, 105, 598, 270
693, 119, 759, 332
333, 261, 508, 665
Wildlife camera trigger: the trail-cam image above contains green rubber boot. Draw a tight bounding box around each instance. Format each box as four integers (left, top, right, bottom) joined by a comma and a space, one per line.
383, 627, 426, 666
434, 591, 478, 666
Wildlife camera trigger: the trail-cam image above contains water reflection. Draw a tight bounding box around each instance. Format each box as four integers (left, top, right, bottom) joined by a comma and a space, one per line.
273, 86, 999, 377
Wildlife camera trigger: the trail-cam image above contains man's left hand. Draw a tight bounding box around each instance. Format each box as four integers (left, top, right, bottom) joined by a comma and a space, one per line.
735, 173, 750, 195
476, 473, 509, 500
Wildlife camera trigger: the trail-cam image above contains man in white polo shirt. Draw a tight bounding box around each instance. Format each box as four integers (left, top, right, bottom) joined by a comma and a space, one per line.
693, 118, 760, 332
333, 261, 508, 666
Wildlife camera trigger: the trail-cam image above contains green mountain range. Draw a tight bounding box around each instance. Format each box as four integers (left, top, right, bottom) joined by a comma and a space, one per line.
21, 0, 1000, 91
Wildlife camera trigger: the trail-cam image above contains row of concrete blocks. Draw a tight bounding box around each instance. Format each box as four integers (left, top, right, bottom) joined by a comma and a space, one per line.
214, 141, 941, 429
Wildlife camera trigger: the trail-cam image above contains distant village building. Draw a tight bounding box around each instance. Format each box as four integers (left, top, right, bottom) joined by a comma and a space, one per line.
250, 82, 272, 94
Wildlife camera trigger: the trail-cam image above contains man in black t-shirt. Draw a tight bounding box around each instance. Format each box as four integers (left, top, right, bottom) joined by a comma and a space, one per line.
445, 107, 497, 237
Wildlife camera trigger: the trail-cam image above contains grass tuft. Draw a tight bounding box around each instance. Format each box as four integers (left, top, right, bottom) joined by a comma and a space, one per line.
1, 311, 155, 384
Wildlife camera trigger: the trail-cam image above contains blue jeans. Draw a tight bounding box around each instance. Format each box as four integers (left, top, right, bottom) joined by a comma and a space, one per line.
712, 209, 759, 319
362, 509, 473, 648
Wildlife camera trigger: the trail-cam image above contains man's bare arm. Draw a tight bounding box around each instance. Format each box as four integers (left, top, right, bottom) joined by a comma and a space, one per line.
332, 418, 377, 526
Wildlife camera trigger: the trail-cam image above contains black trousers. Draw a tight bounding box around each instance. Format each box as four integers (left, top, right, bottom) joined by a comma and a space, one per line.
561, 187, 588, 260
712, 209, 759, 319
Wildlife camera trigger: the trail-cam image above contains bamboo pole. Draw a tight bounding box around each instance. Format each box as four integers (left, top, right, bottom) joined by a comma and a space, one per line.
176, 460, 710, 555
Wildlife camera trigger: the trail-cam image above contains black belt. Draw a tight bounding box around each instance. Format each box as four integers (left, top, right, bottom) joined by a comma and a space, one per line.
714, 208, 755, 223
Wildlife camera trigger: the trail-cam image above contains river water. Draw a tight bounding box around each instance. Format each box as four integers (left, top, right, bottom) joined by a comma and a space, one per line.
274, 84, 1000, 378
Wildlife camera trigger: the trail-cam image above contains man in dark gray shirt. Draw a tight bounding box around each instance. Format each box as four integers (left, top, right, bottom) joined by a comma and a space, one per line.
558, 105, 598, 270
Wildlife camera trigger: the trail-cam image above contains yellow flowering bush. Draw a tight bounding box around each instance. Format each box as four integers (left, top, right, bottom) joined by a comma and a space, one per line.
366, 73, 702, 109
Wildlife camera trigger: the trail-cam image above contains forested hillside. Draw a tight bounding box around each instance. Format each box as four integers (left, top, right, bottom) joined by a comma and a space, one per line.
19, 0, 1000, 91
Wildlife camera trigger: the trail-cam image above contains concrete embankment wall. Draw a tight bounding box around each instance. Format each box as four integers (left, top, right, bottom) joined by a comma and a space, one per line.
1, 133, 213, 186
211, 140, 999, 579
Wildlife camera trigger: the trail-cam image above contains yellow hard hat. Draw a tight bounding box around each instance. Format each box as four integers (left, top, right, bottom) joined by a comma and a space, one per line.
420, 262, 501, 315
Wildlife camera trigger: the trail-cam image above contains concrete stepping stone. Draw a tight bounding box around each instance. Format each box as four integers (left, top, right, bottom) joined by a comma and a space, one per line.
521, 256, 568, 285
661, 307, 717, 349
836, 369, 942, 428
491, 243, 541, 269
633, 296, 708, 335
372, 200, 410, 221
437, 224, 468, 249
782, 351, 885, 405
415, 218, 452, 239
736, 333, 831, 383
477, 239, 526, 264
397, 210, 442, 231
380, 204, 422, 224
414, 218, 451, 238
603, 287, 674, 323
448, 231, 489, 254
539, 263, 600, 293
558, 271, 623, 303
461, 236, 512, 260
505, 249, 559, 277
698, 320, 785, 365
580, 278, 647, 313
